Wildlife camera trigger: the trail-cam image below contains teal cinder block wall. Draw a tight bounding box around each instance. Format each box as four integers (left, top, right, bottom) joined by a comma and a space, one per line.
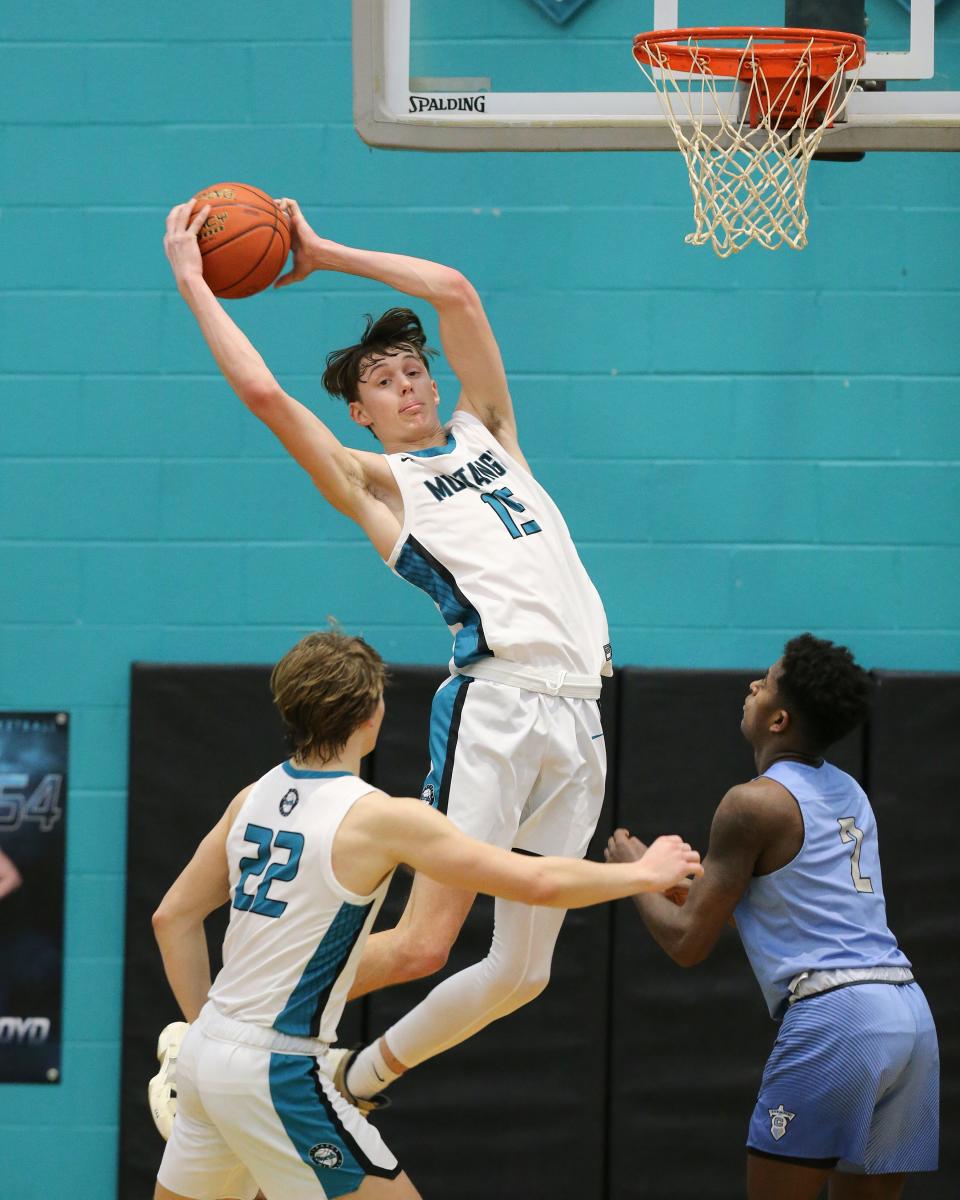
1, 2, 958, 1195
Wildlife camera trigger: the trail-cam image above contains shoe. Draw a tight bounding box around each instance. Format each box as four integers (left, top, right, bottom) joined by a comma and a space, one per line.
148, 1020, 189, 1140
326, 1046, 390, 1116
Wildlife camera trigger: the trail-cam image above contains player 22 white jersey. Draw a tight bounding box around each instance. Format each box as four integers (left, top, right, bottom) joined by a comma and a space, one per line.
207, 763, 390, 1044
384, 410, 612, 677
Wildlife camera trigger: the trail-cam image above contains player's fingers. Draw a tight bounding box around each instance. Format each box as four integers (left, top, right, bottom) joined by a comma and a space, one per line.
187, 203, 210, 235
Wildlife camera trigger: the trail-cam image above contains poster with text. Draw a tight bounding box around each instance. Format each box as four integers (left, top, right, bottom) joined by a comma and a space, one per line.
0, 712, 68, 1083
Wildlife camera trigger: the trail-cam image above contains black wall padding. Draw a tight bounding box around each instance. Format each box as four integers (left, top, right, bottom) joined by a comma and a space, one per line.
123, 663, 958, 1200
607, 669, 866, 1200
365, 673, 619, 1200
868, 672, 960, 1197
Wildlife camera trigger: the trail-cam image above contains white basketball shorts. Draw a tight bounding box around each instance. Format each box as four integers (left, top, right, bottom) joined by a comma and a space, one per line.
157, 1006, 400, 1200
419, 675, 607, 857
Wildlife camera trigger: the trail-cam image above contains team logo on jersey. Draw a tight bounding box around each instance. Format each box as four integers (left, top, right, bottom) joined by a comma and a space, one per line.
768, 1104, 796, 1141
308, 1142, 344, 1169
420, 783, 436, 806
279, 788, 299, 817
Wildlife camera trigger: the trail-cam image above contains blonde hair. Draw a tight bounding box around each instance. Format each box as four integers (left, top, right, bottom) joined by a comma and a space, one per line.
270, 631, 385, 764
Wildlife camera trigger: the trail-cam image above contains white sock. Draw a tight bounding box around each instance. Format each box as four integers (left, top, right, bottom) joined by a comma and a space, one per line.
346, 1041, 402, 1099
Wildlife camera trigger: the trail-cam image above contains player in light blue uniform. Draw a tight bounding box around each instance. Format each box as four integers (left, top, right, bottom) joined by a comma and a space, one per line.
606, 633, 939, 1200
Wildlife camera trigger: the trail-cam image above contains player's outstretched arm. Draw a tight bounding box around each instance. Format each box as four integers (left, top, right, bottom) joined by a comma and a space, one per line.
605, 783, 768, 966
275, 198, 525, 463
337, 794, 702, 909
163, 202, 400, 556
151, 788, 248, 1021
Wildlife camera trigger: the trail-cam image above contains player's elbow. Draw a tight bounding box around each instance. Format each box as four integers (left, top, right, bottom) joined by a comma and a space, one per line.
151, 901, 174, 944
525, 864, 563, 908
238, 381, 286, 420
395, 932, 453, 981
671, 935, 710, 969
434, 269, 478, 311
151, 893, 189, 946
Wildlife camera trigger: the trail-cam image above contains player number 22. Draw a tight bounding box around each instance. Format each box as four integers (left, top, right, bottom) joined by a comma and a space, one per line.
837, 817, 875, 894
232, 823, 305, 918
480, 487, 542, 539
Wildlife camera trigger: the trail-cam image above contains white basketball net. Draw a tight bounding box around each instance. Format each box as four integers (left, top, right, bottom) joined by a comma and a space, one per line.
634, 35, 863, 257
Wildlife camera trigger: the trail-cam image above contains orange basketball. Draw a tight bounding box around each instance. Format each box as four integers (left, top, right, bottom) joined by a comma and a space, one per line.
190, 182, 291, 299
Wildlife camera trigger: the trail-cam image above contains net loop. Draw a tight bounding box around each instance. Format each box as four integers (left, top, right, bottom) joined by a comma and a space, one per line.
633, 27, 865, 257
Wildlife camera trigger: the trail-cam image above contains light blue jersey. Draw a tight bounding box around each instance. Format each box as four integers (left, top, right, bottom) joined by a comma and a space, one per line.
734, 759, 910, 1020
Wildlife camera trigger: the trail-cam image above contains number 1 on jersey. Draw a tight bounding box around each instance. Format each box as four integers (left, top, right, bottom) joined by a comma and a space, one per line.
481, 487, 541, 539
837, 817, 875, 894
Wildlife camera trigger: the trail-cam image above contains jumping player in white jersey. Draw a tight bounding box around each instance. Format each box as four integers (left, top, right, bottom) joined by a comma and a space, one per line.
150, 630, 702, 1200
163, 198, 615, 1104
606, 634, 939, 1200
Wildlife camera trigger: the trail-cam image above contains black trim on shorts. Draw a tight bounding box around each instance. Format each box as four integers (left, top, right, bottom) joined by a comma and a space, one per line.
309, 1059, 402, 1181
438, 677, 471, 816
748, 1147, 840, 1170
511, 847, 543, 857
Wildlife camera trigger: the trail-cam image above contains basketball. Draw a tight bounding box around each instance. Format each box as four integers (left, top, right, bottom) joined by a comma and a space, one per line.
190, 182, 291, 299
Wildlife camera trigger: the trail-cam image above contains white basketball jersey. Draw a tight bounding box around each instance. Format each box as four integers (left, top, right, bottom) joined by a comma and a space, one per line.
385, 410, 612, 676
207, 764, 390, 1043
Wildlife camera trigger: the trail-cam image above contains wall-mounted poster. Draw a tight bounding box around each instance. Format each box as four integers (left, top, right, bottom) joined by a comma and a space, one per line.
0, 712, 68, 1083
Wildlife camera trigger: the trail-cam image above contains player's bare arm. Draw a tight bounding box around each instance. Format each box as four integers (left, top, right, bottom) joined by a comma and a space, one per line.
151, 786, 250, 1022
163, 201, 402, 558
606, 779, 789, 966
275, 198, 529, 469
334, 791, 702, 908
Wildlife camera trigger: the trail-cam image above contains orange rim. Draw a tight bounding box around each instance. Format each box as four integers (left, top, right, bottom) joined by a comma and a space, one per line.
633, 26, 865, 80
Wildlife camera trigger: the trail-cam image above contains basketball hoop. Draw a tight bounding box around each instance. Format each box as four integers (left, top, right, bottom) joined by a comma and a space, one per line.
632, 27, 866, 257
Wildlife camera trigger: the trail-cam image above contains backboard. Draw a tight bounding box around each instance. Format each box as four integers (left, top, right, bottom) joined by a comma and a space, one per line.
353, 0, 960, 152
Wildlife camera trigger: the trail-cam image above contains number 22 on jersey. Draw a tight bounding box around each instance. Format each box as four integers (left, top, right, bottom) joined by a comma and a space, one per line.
232, 823, 305, 917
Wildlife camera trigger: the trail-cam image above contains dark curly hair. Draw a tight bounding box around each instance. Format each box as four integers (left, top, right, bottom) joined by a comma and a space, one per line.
776, 633, 874, 750
322, 307, 437, 406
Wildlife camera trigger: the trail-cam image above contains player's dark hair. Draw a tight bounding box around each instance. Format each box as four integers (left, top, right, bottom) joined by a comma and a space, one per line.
777, 633, 874, 750
322, 307, 437, 406
270, 631, 386, 764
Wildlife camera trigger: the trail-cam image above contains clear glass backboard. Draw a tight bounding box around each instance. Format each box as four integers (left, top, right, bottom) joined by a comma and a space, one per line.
353, 0, 960, 151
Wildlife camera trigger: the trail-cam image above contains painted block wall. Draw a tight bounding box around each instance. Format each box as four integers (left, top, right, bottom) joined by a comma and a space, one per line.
0, 2, 957, 1195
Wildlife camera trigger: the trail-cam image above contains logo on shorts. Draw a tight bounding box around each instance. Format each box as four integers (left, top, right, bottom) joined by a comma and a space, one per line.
420, 783, 435, 805
768, 1104, 796, 1141
279, 788, 299, 817
309, 1142, 344, 1169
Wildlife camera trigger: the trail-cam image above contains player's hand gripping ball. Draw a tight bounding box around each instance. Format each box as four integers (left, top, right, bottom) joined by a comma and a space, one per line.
148, 1020, 190, 1140
190, 182, 291, 299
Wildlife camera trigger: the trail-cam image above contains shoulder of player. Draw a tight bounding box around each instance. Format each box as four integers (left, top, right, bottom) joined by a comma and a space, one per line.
453, 401, 530, 472
712, 779, 790, 840
224, 784, 254, 825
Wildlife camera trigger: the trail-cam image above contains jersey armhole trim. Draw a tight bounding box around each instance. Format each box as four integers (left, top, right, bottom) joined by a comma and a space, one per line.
752, 778, 806, 880
321, 789, 389, 907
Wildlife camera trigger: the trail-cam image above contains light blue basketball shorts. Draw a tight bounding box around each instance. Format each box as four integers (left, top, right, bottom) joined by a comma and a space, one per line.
747, 981, 939, 1174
